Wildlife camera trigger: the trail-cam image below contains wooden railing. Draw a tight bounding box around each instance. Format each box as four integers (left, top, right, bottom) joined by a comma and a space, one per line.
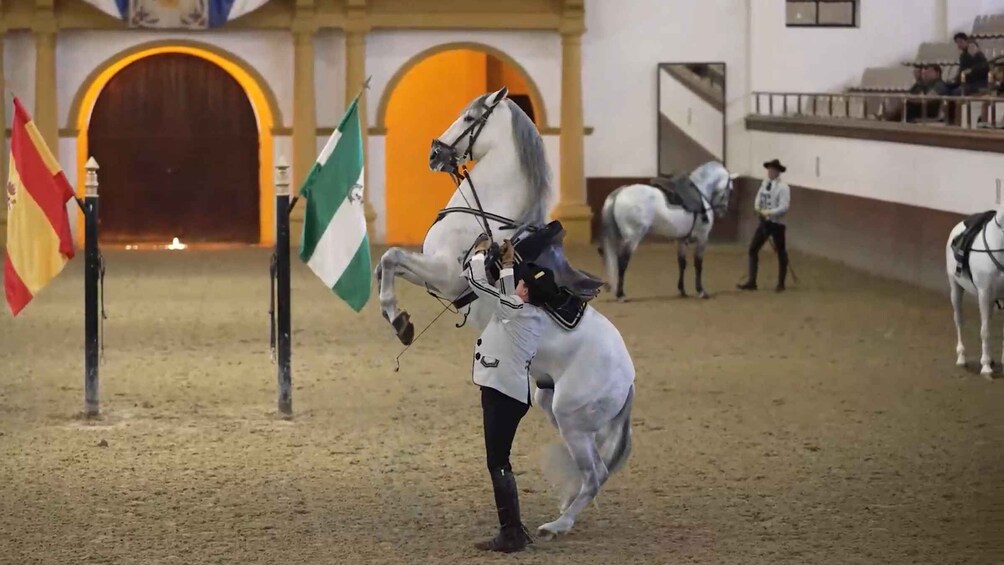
750, 91, 1004, 129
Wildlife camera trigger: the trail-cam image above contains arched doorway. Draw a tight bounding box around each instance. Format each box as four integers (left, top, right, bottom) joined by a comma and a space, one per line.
87, 53, 259, 244
382, 47, 541, 245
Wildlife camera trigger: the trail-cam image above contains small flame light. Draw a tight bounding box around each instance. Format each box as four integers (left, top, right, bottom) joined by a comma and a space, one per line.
166, 237, 187, 251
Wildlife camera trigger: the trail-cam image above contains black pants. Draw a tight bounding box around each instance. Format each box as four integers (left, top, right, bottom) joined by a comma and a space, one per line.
747, 219, 788, 286
481, 386, 529, 472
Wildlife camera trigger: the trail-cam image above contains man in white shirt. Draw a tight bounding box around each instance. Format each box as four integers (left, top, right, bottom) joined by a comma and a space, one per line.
738, 159, 791, 292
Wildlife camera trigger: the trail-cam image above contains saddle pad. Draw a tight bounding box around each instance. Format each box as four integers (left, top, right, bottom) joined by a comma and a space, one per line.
951, 210, 996, 279
543, 287, 588, 330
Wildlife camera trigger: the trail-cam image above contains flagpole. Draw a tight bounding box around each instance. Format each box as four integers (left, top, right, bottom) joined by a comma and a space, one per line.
83, 158, 101, 417
274, 157, 293, 417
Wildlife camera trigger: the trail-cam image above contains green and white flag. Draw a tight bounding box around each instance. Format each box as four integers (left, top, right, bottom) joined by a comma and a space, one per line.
298, 96, 371, 312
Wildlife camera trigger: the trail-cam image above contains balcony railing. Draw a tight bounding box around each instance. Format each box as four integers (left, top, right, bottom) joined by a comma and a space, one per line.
750, 91, 1004, 130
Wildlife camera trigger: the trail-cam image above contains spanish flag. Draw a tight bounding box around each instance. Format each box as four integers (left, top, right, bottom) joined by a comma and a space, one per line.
3, 97, 75, 316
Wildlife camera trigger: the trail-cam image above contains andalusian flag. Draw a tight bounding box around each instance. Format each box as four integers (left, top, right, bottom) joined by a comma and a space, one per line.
298, 95, 371, 312
4, 97, 75, 316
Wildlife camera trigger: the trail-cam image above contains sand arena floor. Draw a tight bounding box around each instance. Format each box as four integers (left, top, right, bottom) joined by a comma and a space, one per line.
0, 243, 1002, 564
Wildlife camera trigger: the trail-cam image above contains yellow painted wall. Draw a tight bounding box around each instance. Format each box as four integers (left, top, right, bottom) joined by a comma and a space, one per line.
385, 50, 487, 245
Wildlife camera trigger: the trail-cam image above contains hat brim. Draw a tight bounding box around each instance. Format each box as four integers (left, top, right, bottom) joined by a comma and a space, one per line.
763, 161, 786, 172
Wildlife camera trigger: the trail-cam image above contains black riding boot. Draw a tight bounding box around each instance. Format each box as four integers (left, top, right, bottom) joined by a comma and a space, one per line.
475, 468, 532, 553
738, 254, 758, 290
777, 256, 788, 292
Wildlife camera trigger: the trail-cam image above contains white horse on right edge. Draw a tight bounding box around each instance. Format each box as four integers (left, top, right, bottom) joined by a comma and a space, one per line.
947, 208, 1004, 379
598, 161, 737, 302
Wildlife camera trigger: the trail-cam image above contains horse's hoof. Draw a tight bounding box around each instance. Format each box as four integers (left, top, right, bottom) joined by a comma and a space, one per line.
699, 291, 711, 299
616, 295, 628, 303
984, 372, 996, 382
392, 311, 415, 346
956, 355, 966, 367
678, 290, 688, 298
537, 519, 571, 540
981, 365, 993, 376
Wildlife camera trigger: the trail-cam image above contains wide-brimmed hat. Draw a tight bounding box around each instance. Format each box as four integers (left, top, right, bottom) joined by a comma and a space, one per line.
763, 159, 786, 173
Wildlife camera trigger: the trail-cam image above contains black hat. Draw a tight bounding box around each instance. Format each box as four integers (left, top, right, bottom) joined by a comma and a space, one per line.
763, 159, 786, 173
517, 262, 558, 306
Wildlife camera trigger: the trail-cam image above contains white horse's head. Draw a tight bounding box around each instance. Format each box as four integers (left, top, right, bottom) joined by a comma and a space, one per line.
692, 161, 738, 218
429, 86, 554, 226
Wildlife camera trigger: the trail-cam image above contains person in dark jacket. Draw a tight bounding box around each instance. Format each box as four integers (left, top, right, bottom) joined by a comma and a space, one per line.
949, 33, 990, 94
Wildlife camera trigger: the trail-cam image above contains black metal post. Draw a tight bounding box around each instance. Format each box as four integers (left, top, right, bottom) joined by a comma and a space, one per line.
84, 158, 100, 417
275, 158, 292, 416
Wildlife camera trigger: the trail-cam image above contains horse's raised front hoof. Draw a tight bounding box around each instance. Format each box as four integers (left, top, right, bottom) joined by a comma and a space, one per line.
392, 311, 415, 345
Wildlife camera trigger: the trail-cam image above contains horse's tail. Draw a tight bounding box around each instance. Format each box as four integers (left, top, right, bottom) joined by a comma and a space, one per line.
599, 384, 634, 476
599, 188, 624, 293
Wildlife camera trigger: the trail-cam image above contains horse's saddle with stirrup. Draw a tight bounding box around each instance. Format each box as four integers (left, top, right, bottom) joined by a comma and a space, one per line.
455, 220, 588, 330
650, 175, 707, 220
951, 210, 996, 279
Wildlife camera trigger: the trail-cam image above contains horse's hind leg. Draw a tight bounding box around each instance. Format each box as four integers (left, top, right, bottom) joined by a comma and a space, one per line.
950, 277, 965, 366
677, 240, 688, 297
537, 428, 607, 539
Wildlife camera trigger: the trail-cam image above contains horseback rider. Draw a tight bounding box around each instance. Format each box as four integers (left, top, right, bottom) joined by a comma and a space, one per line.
738, 158, 791, 292
463, 233, 559, 553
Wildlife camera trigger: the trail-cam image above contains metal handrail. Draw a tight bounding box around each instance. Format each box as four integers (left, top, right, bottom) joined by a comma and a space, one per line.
750, 90, 1004, 128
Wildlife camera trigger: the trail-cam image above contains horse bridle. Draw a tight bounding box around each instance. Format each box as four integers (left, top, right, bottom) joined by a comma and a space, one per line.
429, 98, 504, 239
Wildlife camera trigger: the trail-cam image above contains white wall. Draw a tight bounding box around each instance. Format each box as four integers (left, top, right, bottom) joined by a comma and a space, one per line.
750, 0, 941, 93
582, 0, 749, 178
658, 67, 724, 160
748, 130, 1004, 215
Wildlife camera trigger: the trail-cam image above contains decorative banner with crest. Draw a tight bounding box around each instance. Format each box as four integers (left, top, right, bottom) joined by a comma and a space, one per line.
81, 0, 270, 29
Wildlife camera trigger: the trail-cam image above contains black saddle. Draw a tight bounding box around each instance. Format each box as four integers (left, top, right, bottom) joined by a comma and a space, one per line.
951, 210, 996, 279
650, 175, 707, 219
455, 220, 589, 330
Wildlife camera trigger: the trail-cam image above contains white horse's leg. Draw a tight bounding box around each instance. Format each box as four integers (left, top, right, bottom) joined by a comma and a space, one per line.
676, 240, 689, 297
537, 428, 607, 539
977, 287, 994, 376
376, 247, 455, 345
695, 239, 710, 299
614, 234, 642, 303
950, 277, 966, 366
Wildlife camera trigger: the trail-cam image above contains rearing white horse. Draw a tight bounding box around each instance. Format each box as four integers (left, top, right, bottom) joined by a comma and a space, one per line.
599, 162, 737, 301
375, 87, 636, 538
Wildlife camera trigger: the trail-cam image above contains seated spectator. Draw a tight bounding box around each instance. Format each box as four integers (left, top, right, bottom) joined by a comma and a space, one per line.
882, 65, 948, 122
879, 66, 923, 121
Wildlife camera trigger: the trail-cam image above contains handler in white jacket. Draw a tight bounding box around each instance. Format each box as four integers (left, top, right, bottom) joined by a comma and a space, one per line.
738, 158, 791, 292
463, 234, 558, 553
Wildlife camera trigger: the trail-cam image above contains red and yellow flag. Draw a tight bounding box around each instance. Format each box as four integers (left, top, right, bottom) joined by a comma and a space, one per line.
4, 96, 75, 316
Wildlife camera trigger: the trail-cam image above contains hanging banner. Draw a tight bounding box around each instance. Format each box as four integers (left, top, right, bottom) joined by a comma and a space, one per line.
81, 0, 270, 29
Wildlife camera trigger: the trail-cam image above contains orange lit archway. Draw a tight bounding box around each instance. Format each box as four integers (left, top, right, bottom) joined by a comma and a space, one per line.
382, 46, 544, 245
69, 42, 278, 246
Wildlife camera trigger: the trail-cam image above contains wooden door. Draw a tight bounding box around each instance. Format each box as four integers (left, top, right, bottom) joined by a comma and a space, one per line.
88, 53, 260, 244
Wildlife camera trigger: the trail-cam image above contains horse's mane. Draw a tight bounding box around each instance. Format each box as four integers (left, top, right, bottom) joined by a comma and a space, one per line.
689, 160, 727, 197
506, 99, 553, 226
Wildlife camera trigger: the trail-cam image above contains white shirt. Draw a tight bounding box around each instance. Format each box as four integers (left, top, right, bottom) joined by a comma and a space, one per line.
462, 253, 548, 404
754, 178, 791, 224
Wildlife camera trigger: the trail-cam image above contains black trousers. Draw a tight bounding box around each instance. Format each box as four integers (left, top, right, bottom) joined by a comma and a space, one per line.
747, 219, 788, 285
481, 386, 529, 472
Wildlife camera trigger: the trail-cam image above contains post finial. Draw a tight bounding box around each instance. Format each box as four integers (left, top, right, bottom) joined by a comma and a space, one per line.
85, 156, 100, 198
275, 156, 291, 197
